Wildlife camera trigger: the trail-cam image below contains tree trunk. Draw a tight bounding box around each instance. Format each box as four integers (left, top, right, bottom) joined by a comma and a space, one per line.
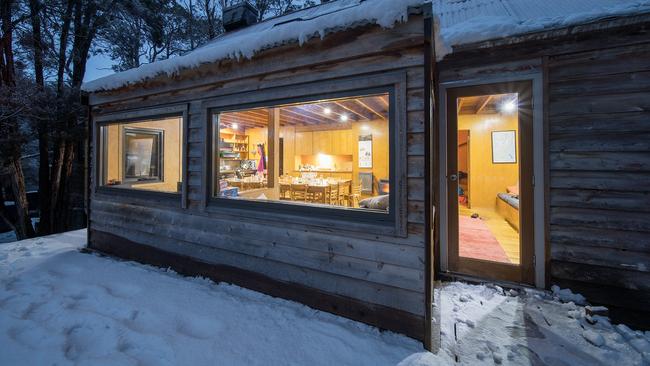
30, 0, 52, 235
52, 141, 75, 232
49, 141, 66, 231
7, 158, 35, 240
56, 0, 74, 94
1, 0, 35, 240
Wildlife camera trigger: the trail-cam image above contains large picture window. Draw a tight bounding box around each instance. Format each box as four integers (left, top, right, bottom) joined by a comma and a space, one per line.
212, 92, 391, 213
99, 116, 183, 193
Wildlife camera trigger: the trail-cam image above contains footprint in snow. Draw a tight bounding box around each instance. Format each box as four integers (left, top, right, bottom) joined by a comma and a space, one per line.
176, 315, 222, 340
101, 283, 142, 298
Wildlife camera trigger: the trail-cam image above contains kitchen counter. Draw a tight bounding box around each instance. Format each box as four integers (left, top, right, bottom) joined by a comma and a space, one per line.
294, 170, 352, 173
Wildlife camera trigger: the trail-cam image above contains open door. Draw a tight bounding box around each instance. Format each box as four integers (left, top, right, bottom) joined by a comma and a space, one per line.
446, 81, 534, 284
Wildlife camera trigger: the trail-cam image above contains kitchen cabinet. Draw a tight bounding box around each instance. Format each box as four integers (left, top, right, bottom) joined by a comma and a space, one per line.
329, 129, 355, 155
295, 131, 313, 155
312, 131, 332, 155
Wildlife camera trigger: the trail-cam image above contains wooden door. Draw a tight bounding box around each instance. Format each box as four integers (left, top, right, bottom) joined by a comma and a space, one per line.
446, 81, 535, 285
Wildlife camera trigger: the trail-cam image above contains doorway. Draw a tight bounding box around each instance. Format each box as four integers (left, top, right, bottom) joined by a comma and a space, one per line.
446, 81, 534, 284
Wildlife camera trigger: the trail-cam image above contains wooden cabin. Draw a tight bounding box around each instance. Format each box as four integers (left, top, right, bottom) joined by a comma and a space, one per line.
83, 0, 650, 349
85, 0, 437, 349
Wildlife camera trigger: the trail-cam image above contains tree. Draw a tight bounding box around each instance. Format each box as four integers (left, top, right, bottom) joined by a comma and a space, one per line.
0, 0, 35, 240
2, 0, 113, 238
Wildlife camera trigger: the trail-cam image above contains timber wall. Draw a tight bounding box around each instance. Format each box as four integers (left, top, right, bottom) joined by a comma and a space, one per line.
438, 14, 650, 326
88, 16, 430, 340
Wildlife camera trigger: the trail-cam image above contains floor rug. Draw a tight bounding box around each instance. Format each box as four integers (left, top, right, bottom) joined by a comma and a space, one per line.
458, 215, 511, 263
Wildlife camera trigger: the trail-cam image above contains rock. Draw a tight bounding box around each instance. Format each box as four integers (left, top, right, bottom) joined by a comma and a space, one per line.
585, 305, 609, 317
585, 315, 597, 325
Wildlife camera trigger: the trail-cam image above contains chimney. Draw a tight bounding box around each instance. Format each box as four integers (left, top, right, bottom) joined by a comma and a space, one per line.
223, 1, 259, 32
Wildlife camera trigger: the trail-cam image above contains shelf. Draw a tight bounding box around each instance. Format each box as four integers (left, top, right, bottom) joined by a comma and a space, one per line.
221, 132, 247, 136
222, 141, 248, 144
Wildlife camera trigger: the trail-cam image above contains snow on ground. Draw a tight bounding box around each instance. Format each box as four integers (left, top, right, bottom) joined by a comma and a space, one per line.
0, 231, 16, 244
1, 231, 649, 365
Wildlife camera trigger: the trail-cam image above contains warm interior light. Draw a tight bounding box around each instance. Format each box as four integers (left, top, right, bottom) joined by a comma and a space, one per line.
231, 123, 239, 130
500, 100, 517, 114
323, 107, 332, 115
361, 124, 370, 131
316, 153, 334, 169
339, 114, 348, 122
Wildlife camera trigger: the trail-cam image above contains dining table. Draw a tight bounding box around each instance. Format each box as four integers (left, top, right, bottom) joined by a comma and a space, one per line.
279, 177, 351, 204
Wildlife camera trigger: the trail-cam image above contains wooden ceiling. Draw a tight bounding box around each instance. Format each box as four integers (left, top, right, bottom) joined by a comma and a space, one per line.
219, 95, 389, 129
458, 93, 517, 115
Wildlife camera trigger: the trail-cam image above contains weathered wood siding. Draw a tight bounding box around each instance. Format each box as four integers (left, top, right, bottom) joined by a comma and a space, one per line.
438, 15, 650, 325
547, 40, 650, 324
89, 16, 429, 338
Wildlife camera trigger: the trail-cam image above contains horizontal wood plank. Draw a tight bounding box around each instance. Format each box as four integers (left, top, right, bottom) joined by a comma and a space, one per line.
550, 207, 650, 232
550, 188, 650, 212
549, 151, 650, 171
550, 224, 650, 253
551, 243, 650, 273
551, 260, 650, 292
550, 171, 650, 192
90, 227, 426, 316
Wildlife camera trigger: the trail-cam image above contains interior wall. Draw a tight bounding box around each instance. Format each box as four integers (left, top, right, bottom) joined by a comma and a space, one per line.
104, 117, 182, 192
281, 119, 389, 195
247, 127, 268, 164
458, 113, 518, 209
351, 119, 389, 195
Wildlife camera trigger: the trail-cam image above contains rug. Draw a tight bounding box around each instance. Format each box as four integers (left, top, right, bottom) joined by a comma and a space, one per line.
458, 215, 511, 263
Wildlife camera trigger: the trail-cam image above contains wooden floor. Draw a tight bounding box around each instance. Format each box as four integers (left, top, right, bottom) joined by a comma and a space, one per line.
459, 205, 520, 264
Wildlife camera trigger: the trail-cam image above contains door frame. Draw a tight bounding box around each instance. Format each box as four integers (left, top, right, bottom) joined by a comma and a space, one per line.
437, 73, 546, 288
446, 81, 534, 284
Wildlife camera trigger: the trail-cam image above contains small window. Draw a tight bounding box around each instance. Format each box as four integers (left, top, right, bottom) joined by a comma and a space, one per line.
212, 92, 391, 213
124, 128, 163, 181
100, 117, 183, 193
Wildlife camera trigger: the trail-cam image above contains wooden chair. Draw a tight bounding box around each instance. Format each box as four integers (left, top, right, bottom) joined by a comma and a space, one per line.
327, 183, 339, 205
344, 184, 362, 208
337, 181, 351, 206
307, 185, 328, 204
291, 184, 308, 202
280, 183, 291, 200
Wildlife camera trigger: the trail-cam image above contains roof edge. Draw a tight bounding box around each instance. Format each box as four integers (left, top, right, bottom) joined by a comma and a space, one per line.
443, 11, 650, 58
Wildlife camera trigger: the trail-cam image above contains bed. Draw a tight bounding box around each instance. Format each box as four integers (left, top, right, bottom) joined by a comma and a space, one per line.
496, 185, 520, 232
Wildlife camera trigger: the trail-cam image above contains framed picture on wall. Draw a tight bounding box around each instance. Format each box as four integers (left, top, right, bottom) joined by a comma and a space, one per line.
491, 130, 517, 164
358, 134, 372, 168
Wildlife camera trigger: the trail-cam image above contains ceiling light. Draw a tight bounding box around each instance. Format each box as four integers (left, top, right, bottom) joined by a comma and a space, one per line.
231, 123, 238, 130
500, 100, 517, 114
323, 107, 332, 115
339, 114, 348, 122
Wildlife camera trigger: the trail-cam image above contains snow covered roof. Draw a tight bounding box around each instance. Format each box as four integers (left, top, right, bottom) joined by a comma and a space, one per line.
82, 0, 423, 92
82, 0, 650, 93
433, 0, 650, 55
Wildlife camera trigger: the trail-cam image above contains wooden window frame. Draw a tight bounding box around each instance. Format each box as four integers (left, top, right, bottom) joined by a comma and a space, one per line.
202, 71, 408, 237
123, 127, 165, 183
92, 104, 189, 207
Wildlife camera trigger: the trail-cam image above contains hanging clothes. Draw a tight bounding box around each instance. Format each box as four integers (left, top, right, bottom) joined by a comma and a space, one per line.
257, 144, 266, 174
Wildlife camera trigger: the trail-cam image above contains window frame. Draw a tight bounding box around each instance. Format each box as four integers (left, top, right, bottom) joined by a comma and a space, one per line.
203, 71, 408, 237
123, 127, 165, 183
92, 104, 188, 206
